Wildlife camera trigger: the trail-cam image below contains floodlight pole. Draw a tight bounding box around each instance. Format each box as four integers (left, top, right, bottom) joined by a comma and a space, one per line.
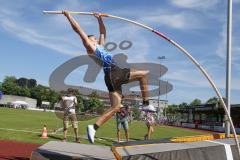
225, 0, 232, 138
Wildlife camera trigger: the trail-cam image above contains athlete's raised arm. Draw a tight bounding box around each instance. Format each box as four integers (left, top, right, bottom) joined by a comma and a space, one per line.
94, 12, 106, 45
63, 11, 95, 52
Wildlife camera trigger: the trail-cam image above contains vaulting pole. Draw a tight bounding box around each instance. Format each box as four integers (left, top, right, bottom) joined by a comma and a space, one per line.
43, 10, 240, 157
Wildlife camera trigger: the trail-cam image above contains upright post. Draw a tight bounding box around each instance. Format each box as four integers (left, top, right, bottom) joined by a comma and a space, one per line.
225, 0, 232, 138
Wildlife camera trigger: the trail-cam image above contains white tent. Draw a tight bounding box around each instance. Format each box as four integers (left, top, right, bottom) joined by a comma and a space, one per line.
11, 100, 28, 109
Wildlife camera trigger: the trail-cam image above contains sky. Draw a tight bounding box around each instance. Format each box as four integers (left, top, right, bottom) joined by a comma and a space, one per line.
0, 0, 240, 104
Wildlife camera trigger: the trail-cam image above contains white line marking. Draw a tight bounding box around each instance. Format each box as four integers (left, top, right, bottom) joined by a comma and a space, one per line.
0, 127, 41, 134
205, 140, 233, 160
0, 127, 117, 142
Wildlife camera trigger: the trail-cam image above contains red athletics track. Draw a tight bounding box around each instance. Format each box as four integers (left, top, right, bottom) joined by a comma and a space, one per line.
0, 141, 40, 160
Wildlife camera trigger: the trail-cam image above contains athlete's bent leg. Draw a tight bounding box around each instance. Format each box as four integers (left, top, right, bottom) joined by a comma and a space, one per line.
129, 70, 149, 104
87, 92, 122, 143
96, 92, 122, 126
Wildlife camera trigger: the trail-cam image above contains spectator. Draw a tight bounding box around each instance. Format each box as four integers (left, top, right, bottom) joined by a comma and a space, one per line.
60, 88, 79, 143
116, 105, 130, 142
144, 110, 156, 140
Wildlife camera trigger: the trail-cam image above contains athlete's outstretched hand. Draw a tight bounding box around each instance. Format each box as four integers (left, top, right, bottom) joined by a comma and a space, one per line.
93, 12, 102, 19
62, 10, 70, 17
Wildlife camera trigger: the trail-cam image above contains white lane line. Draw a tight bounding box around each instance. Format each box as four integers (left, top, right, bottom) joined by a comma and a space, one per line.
0, 127, 117, 142
205, 140, 233, 160
0, 127, 41, 134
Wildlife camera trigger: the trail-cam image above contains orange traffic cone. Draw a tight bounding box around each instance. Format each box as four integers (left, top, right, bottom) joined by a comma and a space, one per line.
41, 124, 48, 139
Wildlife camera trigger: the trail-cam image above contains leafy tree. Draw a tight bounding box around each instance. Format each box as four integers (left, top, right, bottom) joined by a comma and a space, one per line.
16, 78, 37, 88
30, 85, 41, 105
83, 99, 90, 112
88, 96, 103, 113
165, 104, 181, 122
16, 78, 28, 87
96, 101, 105, 114
190, 99, 202, 107
2, 76, 19, 95
48, 90, 60, 109
17, 87, 31, 97
179, 102, 189, 109
2, 77, 37, 98
27, 79, 37, 88
76, 95, 84, 112
30, 85, 49, 106
206, 97, 226, 108
206, 97, 219, 104
72, 88, 80, 96
3, 76, 17, 83
89, 91, 99, 99
0, 82, 3, 91
131, 105, 141, 120
165, 104, 178, 114
83, 91, 103, 113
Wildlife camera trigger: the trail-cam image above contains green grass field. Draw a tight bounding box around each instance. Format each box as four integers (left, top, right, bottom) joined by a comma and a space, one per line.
0, 108, 204, 146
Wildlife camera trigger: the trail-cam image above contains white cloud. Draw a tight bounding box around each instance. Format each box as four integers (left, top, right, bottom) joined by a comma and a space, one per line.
159, 49, 227, 94
141, 12, 203, 30
0, 1, 92, 56
234, 0, 240, 3
169, 0, 219, 9
110, 7, 206, 30
0, 0, 211, 60
0, 16, 82, 56
0, 0, 151, 60
165, 68, 208, 88
216, 22, 240, 62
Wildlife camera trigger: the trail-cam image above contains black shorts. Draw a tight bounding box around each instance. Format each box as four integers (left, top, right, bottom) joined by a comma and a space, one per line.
104, 66, 130, 93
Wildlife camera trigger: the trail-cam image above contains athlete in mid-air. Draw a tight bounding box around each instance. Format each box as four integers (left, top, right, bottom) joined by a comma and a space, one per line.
63, 11, 155, 143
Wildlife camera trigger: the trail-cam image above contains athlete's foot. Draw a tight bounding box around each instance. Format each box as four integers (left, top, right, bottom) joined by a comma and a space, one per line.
141, 104, 156, 112
87, 125, 96, 144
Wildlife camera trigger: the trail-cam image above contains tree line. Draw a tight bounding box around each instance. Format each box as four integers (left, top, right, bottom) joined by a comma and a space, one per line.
0, 76, 104, 114
164, 97, 224, 122
0, 76, 225, 118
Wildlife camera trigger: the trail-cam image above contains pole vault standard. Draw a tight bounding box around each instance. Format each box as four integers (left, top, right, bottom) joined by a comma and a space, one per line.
43, 10, 240, 157
226, 0, 233, 138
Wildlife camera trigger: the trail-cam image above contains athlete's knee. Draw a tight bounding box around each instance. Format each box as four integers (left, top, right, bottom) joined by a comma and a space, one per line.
141, 70, 149, 75
116, 95, 121, 103
113, 93, 122, 104
139, 71, 149, 79
113, 103, 121, 111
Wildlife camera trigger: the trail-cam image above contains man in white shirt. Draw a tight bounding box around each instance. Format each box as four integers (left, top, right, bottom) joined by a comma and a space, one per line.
61, 88, 79, 142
